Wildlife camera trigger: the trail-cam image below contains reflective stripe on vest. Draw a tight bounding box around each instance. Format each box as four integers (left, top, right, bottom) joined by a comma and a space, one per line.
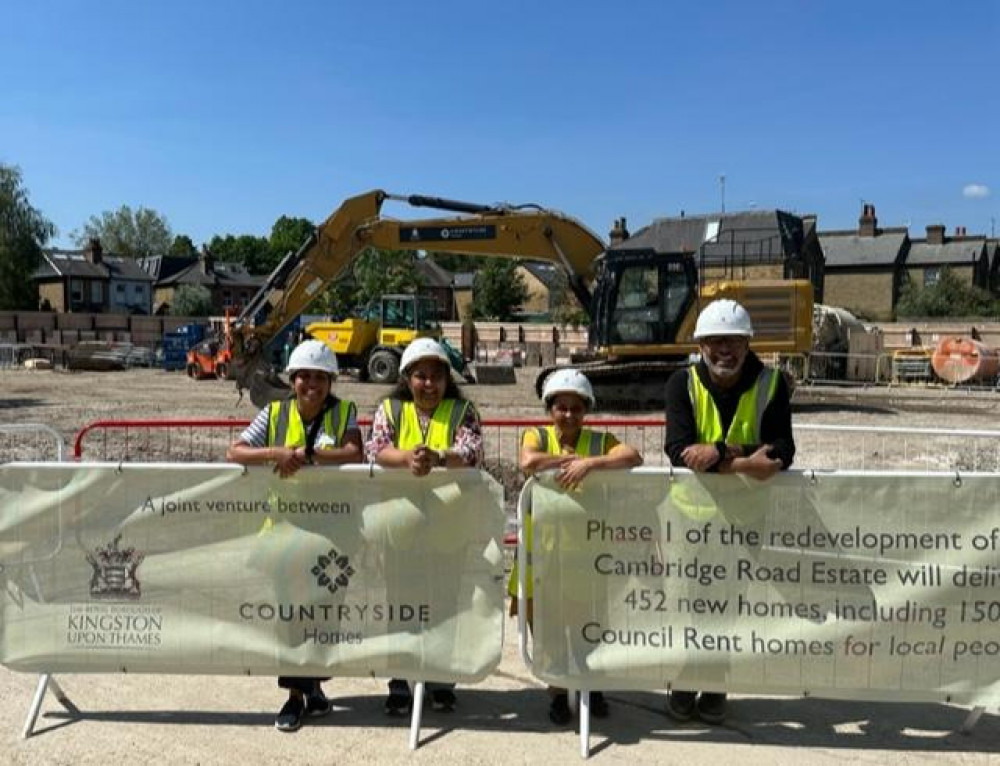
686, 365, 779, 445
533, 425, 607, 457
267, 397, 354, 448
384, 397, 470, 450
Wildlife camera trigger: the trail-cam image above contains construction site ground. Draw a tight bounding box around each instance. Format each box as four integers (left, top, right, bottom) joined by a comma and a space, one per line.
1, 366, 999, 764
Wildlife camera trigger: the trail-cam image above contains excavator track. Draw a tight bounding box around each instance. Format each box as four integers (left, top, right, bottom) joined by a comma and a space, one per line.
535, 360, 689, 412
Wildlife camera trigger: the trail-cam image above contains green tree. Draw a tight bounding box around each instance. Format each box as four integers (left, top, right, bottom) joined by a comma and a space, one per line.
74, 205, 173, 257
472, 260, 529, 320
353, 249, 424, 307
206, 234, 273, 274
895, 267, 998, 318
170, 285, 213, 316
0, 164, 55, 310
170, 234, 198, 258
269, 215, 314, 261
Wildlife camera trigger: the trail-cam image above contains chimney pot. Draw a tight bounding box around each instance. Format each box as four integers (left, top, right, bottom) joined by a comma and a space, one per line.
858, 202, 877, 237
926, 224, 946, 245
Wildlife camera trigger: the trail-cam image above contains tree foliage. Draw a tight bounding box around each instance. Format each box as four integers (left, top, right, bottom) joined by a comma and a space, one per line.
269, 216, 314, 262
353, 249, 424, 307
170, 234, 198, 259
0, 164, 55, 310
205, 234, 273, 274
472, 260, 529, 320
170, 285, 213, 316
895, 267, 998, 318
75, 205, 173, 258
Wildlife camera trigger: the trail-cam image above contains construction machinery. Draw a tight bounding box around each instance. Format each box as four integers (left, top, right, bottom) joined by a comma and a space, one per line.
304, 293, 469, 383
231, 190, 813, 409
186, 314, 233, 380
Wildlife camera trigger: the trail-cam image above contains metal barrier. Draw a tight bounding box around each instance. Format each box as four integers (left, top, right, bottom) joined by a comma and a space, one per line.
0, 423, 66, 463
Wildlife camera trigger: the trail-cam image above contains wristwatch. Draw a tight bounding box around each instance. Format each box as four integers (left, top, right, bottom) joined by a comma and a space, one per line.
435, 449, 448, 467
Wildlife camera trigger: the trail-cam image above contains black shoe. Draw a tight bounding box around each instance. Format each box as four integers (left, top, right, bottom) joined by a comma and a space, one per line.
696, 692, 727, 724
665, 690, 697, 722
274, 695, 305, 732
431, 688, 456, 712
590, 691, 609, 718
305, 688, 332, 717
384, 682, 413, 717
549, 693, 572, 726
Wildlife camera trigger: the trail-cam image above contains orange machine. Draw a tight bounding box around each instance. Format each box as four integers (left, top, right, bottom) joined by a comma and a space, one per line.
186, 314, 234, 380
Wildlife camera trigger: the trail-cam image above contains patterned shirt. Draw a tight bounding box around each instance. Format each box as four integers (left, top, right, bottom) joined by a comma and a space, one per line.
364, 399, 484, 467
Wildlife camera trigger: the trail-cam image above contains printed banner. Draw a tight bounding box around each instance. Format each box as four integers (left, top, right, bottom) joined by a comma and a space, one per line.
529, 469, 1000, 705
0, 464, 505, 682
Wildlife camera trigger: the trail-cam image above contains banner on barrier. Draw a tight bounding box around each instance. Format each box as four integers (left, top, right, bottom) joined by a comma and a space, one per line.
0, 464, 505, 681
529, 470, 1000, 705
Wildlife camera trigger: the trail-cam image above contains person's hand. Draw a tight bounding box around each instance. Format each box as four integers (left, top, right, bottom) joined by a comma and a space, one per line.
409, 445, 436, 477
736, 445, 783, 481
557, 456, 593, 490
681, 444, 720, 472
272, 446, 307, 478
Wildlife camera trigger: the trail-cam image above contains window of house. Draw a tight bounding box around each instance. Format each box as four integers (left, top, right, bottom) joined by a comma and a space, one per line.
90, 281, 103, 303
70, 279, 83, 301
133, 284, 144, 294
924, 268, 941, 287
116, 284, 125, 294
222, 291, 233, 307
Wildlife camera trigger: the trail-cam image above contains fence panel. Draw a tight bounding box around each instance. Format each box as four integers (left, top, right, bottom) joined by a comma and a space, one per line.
0, 424, 65, 463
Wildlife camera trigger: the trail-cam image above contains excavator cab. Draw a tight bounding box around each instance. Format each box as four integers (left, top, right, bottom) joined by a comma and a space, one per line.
591, 251, 698, 351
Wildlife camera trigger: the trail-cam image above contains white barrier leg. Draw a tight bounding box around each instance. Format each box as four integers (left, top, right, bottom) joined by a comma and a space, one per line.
578, 689, 591, 759
21, 674, 51, 739
961, 706, 985, 734
408, 681, 425, 750
21, 674, 79, 739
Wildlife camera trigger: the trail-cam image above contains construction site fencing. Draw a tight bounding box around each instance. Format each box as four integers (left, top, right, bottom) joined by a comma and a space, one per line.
69, 417, 1000, 474
0, 424, 65, 463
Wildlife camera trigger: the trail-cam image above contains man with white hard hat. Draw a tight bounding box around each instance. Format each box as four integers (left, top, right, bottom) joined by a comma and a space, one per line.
662, 299, 795, 725
227, 338, 363, 733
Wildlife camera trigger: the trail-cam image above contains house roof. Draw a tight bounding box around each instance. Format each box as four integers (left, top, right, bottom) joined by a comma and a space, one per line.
452, 272, 475, 289
519, 260, 563, 289
614, 209, 806, 264
818, 228, 909, 267
157, 259, 265, 289
906, 238, 987, 266
35, 249, 155, 281
413, 259, 454, 288
138, 255, 198, 282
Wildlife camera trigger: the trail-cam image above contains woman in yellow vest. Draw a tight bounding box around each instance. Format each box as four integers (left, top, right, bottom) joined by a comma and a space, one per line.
365, 337, 483, 715
227, 339, 363, 733
510, 368, 642, 725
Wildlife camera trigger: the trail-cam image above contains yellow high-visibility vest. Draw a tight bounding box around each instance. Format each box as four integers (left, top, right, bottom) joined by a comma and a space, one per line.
266, 397, 354, 448
686, 364, 779, 446
509, 426, 610, 598
383, 398, 470, 451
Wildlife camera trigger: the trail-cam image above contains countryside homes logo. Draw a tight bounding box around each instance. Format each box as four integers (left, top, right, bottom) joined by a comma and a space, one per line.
312, 546, 354, 594
86, 533, 145, 600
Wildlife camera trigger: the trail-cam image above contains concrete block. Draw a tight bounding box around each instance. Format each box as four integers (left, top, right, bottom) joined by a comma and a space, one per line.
473, 364, 517, 385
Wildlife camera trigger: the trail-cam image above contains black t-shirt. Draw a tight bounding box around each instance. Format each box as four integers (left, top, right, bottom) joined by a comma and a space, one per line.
663, 352, 795, 470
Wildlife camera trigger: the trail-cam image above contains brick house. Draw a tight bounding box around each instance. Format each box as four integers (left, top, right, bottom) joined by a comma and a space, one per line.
34, 239, 154, 314
613, 209, 825, 302
140, 250, 265, 315
906, 225, 990, 293
818, 204, 909, 320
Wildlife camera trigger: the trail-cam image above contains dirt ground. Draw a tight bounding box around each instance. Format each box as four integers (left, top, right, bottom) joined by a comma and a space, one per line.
2, 366, 999, 763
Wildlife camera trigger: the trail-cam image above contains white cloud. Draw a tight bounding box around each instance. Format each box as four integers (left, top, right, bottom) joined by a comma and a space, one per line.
963, 184, 990, 199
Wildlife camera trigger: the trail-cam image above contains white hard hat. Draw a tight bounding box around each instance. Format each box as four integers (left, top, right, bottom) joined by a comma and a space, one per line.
542, 368, 595, 408
693, 299, 754, 339
400, 337, 450, 375
286, 339, 339, 377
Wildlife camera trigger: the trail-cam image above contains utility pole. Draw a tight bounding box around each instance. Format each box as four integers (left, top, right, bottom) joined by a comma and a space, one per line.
719, 174, 726, 213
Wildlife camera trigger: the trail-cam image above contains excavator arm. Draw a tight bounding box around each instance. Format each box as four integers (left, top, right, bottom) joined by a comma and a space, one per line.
231, 190, 606, 404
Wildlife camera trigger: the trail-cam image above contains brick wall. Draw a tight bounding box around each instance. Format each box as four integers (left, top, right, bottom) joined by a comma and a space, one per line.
824, 271, 895, 321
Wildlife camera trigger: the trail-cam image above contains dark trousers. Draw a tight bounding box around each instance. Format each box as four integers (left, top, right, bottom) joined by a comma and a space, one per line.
278, 676, 330, 694
388, 678, 453, 695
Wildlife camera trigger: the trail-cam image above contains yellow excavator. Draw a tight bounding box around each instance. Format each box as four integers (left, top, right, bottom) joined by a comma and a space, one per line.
231, 190, 813, 409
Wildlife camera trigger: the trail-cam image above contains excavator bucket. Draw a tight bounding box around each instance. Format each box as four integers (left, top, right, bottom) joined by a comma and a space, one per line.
231, 353, 291, 408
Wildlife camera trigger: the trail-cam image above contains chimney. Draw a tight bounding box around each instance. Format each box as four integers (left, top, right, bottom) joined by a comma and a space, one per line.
955, 225, 966, 239
926, 224, 946, 245
199, 245, 213, 275
858, 203, 877, 237
608, 217, 630, 247
85, 237, 103, 265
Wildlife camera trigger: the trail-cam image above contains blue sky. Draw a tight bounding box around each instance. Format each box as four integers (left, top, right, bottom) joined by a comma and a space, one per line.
2, 1, 997, 249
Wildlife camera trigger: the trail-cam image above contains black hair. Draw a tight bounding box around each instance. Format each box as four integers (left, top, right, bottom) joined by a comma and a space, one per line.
390, 360, 464, 401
